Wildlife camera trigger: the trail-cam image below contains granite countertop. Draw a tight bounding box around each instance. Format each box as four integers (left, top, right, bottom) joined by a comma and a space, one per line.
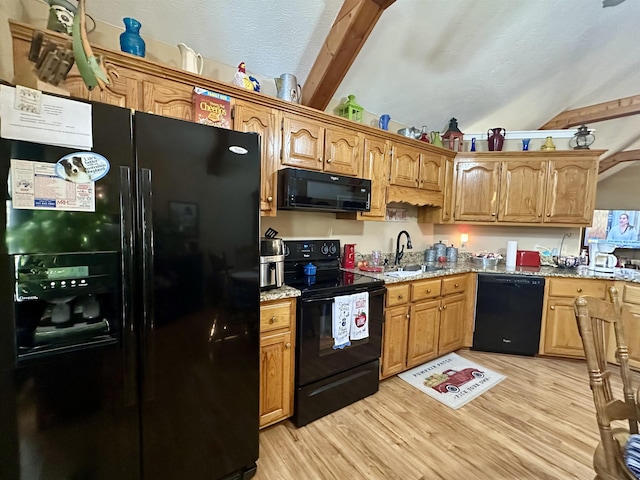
259, 263, 640, 302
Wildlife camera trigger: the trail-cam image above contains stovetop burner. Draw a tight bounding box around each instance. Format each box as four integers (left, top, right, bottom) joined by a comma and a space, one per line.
283, 240, 384, 296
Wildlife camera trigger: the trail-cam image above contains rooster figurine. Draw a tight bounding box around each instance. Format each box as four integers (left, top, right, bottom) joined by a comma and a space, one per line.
232, 62, 260, 92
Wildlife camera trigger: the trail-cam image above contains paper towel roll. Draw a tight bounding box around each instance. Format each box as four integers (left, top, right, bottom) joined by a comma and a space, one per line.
506, 241, 518, 267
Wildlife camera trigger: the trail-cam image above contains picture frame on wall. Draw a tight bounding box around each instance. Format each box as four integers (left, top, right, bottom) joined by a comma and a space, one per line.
169, 201, 198, 236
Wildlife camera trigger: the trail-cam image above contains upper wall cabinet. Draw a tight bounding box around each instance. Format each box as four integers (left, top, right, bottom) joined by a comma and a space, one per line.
424, 151, 604, 227
281, 113, 363, 177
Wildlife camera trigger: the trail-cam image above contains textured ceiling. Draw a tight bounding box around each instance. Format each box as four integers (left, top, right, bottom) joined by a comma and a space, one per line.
87, 0, 640, 171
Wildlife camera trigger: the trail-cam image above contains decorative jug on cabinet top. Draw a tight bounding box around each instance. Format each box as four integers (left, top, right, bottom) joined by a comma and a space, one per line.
177, 43, 204, 74
487, 127, 506, 151
275, 74, 302, 103
430, 131, 443, 147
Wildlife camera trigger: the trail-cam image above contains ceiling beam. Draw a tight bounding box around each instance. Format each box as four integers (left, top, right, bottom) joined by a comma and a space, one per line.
540, 94, 640, 129
598, 149, 640, 173
302, 0, 395, 110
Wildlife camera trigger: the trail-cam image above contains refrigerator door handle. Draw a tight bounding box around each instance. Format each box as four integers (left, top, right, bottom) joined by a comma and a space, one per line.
140, 167, 156, 402
120, 166, 137, 407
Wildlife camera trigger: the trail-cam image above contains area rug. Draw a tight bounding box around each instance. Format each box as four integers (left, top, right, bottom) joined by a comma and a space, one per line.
398, 352, 506, 410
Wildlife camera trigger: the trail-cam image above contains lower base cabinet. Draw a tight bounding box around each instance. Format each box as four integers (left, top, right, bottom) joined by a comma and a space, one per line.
540, 277, 611, 359
381, 274, 470, 379
259, 298, 296, 428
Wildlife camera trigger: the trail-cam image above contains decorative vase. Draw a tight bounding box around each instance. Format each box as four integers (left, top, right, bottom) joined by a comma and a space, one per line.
120, 18, 146, 57
418, 125, 430, 143
378, 114, 390, 130
470, 138, 477, 152
429, 131, 443, 147
487, 127, 506, 151
541, 136, 556, 151
522, 138, 531, 151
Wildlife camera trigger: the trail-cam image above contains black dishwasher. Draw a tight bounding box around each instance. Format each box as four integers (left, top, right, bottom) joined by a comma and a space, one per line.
472, 274, 545, 356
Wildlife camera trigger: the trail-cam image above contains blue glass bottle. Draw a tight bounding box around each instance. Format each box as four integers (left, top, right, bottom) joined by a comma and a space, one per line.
120, 17, 146, 57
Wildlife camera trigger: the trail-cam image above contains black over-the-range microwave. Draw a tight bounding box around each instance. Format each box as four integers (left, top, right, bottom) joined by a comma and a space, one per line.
277, 168, 371, 213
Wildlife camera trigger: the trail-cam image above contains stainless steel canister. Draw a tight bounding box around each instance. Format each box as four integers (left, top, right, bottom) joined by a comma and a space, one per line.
446, 245, 458, 263
425, 249, 437, 262
433, 241, 447, 258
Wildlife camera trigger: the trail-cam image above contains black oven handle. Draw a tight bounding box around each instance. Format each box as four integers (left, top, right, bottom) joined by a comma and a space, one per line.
301, 286, 386, 304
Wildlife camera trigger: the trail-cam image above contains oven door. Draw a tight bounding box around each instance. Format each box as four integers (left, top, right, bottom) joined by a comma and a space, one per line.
296, 286, 384, 387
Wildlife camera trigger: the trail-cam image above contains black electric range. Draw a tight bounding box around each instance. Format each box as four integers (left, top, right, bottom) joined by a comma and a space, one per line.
283, 240, 384, 297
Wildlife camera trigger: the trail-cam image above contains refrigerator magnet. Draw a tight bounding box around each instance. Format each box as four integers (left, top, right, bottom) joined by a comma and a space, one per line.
56, 152, 110, 183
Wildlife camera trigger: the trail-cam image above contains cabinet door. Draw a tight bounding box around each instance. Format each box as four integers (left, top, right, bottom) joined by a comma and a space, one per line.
441, 157, 455, 221
498, 160, 546, 223
418, 152, 444, 192
544, 159, 597, 225
259, 330, 293, 428
359, 136, 390, 219
622, 304, 640, 371
234, 101, 280, 216
89, 67, 140, 109
542, 297, 585, 358
142, 80, 194, 121
281, 115, 324, 170
438, 293, 466, 355
453, 161, 500, 222
381, 305, 409, 379
389, 144, 420, 188
324, 126, 363, 176
406, 300, 440, 368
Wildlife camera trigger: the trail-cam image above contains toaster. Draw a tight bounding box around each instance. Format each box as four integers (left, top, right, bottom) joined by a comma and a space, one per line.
515, 250, 540, 267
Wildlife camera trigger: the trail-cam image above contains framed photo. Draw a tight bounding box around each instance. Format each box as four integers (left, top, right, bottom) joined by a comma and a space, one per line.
169, 201, 198, 236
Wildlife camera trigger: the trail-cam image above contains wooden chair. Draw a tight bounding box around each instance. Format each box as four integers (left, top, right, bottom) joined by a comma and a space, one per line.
574, 286, 639, 480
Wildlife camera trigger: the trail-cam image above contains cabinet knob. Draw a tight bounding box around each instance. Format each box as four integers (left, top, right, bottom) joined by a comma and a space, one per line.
454, 283, 459, 287
326, 158, 332, 163
398, 294, 403, 299
267, 196, 273, 202
550, 306, 555, 310
491, 213, 496, 216
577, 288, 583, 293
538, 213, 542, 217
406, 314, 410, 319
269, 316, 276, 324
546, 213, 551, 217
318, 157, 322, 162
426, 289, 431, 293
442, 305, 447, 310
285, 342, 291, 349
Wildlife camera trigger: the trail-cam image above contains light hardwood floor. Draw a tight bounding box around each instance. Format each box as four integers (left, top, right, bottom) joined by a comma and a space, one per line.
255, 350, 633, 480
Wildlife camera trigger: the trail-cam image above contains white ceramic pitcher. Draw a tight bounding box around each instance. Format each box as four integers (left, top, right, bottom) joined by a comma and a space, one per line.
177, 43, 203, 74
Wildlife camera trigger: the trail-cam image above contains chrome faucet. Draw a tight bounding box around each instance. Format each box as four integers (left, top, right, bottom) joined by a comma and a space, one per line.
395, 230, 413, 265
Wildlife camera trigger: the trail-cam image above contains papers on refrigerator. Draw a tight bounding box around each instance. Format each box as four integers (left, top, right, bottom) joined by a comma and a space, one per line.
0, 85, 92, 149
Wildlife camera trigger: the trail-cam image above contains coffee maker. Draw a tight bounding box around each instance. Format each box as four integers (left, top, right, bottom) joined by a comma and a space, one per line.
260, 237, 284, 290
588, 241, 618, 274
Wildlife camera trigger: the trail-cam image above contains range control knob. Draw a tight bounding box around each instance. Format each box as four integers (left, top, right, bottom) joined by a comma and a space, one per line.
321, 243, 329, 255
329, 243, 337, 255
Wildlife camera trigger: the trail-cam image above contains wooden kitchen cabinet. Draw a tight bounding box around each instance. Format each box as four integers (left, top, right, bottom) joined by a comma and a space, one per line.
609, 282, 640, 371
381, 274, 471, 378
358, 136, 391, 220
281, 114, 362, 177
142, 80, 194, 121
450, 152, 602, 226
390, 143, 444, 192
540, 277, 611, 358
233, 101, 280, 216
89, 67, 141, 108
259, 298, 296, 428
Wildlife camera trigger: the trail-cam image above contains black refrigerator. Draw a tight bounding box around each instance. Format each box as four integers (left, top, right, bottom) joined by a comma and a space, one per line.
0, 101, 261, 480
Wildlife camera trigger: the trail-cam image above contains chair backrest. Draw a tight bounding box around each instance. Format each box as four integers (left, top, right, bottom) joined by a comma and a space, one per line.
574, 286, 639, 477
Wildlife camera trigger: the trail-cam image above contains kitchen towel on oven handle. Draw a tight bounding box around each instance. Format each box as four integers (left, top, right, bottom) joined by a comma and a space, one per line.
332, 294, 352, 349
349, 292, 369, 341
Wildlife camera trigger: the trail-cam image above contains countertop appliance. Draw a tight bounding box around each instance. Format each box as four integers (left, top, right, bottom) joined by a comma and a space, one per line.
0, 101, 260, 480
260, 237, 284, 290
283, 240, 385, 427
277, 168, 371, 213
515, 250, 541, 267
588, 241, 618, 274
472, 274, 545, 356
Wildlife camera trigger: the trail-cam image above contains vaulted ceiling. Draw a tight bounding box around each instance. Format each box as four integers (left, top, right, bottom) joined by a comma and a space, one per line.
87, 0, 640, 177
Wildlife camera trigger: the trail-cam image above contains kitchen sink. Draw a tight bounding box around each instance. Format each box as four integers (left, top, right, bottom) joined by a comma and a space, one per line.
383, 264, 444, 278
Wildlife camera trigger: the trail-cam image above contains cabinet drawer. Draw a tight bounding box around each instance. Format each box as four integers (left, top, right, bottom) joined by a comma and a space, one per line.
386, 284, 410, 307
410, 278, 441, 302
441, 275, 468, 296
623, 283, 640, 305
547, 278, 608, 299
260, 300, 293, 333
